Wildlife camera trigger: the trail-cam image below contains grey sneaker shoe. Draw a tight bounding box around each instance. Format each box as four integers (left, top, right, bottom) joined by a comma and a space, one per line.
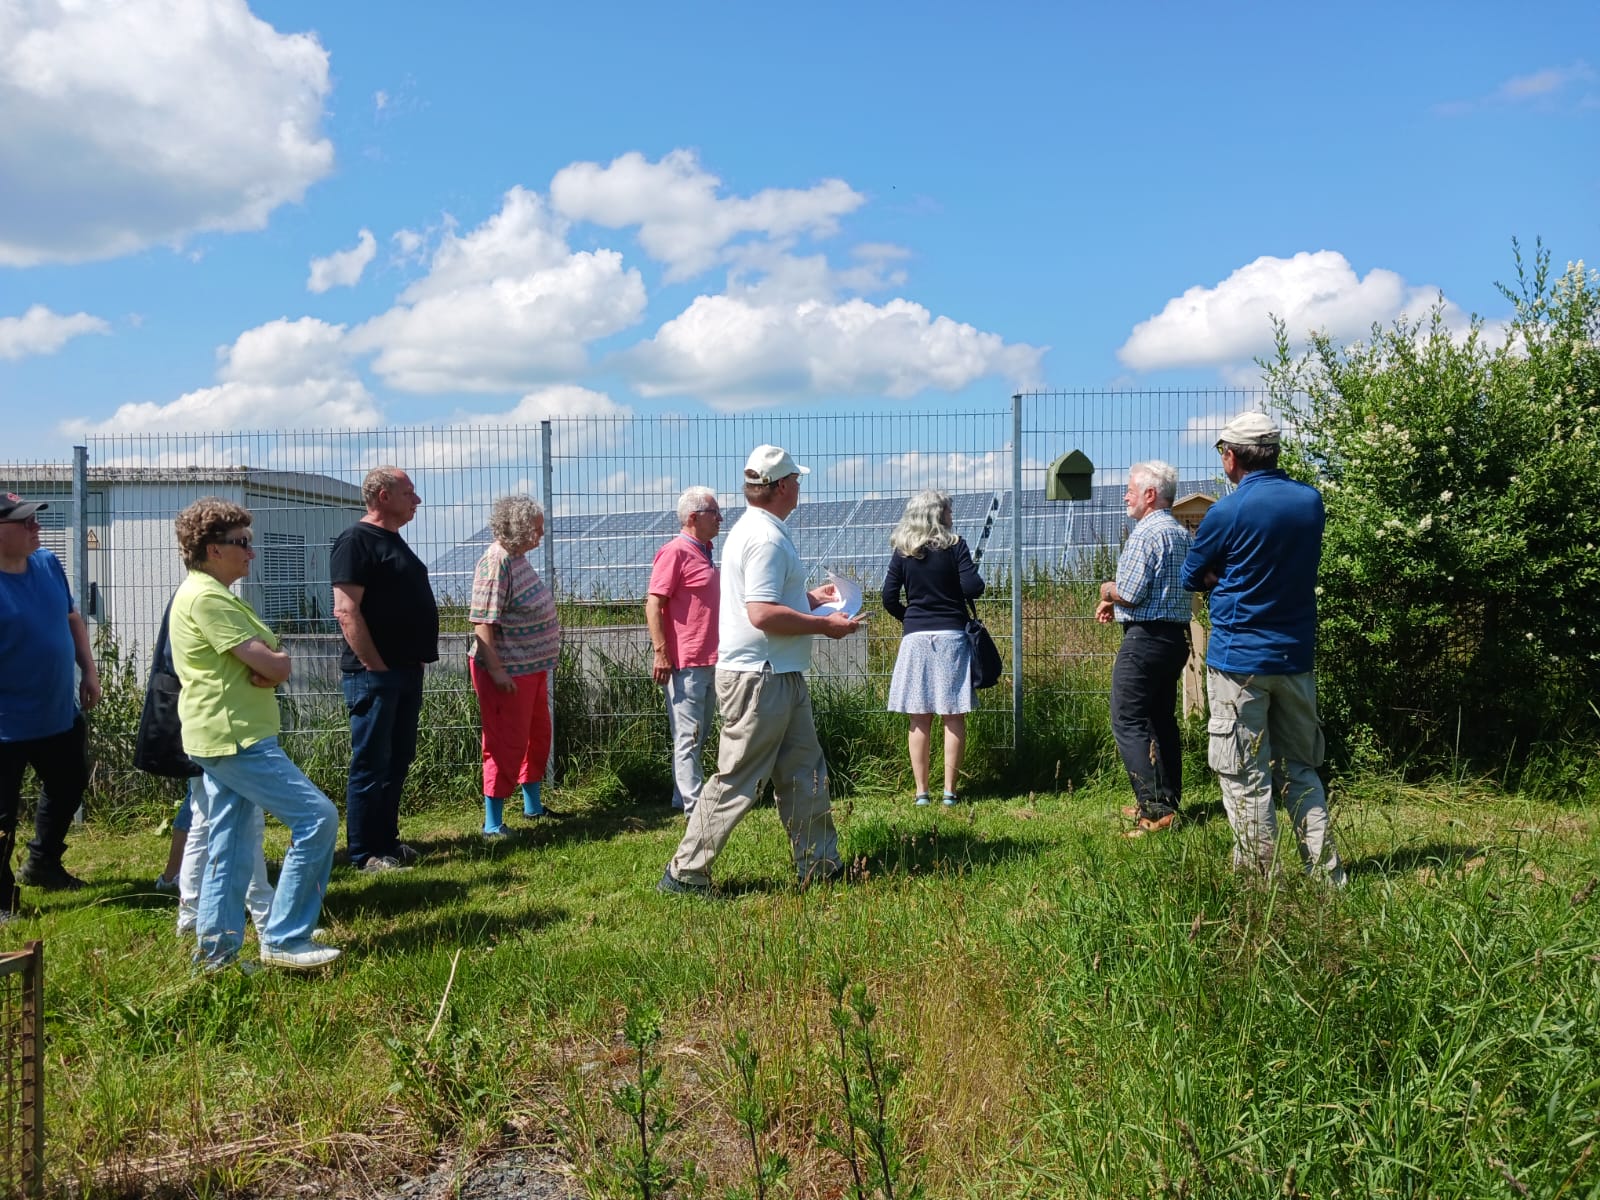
154, 873, 180, 895
360, 855, 407, 873
657, 867, 712, 897
260, 941, 341, 971
395, 843, 423, 864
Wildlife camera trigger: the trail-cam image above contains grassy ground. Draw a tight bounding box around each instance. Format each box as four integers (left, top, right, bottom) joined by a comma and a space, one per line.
8, 772, 1600, 1199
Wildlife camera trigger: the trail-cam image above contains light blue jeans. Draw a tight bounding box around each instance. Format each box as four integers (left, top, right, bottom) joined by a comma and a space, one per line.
664, 665, 716, 813
191, 737, 337, 964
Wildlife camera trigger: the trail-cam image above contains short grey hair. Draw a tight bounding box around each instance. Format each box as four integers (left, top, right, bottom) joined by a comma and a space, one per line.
1129, 460, 1178, 506
676, 486, 718, 525
489, 495, 544, 548
362, 465, 407, 510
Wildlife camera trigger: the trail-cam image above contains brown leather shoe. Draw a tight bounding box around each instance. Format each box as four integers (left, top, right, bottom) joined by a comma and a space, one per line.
1123, 812, 1176, 839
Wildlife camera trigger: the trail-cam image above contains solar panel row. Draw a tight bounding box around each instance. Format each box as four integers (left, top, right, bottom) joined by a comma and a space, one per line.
431, 483, 1215, 602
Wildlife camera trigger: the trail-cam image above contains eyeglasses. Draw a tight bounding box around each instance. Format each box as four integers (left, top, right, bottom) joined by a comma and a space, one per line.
694, 508, 723, 517
0, 515, 40, 528
216, 535, 254, 549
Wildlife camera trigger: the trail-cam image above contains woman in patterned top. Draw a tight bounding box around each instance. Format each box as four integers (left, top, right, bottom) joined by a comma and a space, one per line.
469, 496, 561, 837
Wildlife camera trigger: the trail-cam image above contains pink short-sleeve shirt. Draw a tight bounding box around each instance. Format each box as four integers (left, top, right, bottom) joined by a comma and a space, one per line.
647, 534, 719, 669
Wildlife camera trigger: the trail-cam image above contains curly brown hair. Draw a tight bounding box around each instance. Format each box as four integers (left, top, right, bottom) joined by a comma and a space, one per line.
175, 497, 253, 569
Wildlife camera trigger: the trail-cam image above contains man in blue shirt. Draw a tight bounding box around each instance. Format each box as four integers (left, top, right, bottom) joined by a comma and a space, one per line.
0, 493, 102, 913
1096, 461, 1192, 837
1181, 414, 1344, 883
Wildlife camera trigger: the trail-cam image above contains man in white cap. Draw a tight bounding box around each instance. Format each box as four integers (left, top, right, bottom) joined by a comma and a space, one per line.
0, 492, 102, 913
659, 446, 863, 894
1181, 413, 1344, 884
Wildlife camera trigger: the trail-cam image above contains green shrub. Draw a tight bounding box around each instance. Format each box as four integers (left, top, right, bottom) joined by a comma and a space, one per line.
1266, 241, 1600, 776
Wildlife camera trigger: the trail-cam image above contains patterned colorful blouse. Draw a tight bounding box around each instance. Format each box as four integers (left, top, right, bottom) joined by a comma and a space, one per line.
468, 542, 561, 675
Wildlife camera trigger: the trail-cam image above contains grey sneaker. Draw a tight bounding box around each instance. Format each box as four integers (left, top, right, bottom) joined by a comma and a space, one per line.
657, 867, 712, 897
361, 855, 407, 872
260, 941, 341, 971
154, 873, 180, 895
395, 843, 423, 864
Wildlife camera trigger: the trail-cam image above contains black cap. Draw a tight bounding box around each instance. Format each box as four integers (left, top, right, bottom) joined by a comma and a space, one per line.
0, 493, 48, 522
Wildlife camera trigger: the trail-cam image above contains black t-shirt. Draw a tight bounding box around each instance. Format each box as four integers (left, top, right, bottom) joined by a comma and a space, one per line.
330, 521, 440, 673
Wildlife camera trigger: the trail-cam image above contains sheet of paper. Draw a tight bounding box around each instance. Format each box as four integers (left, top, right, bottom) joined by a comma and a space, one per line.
815, 570, 863, 618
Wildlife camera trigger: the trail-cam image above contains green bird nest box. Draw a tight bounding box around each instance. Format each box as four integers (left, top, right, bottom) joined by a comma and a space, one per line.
1046, 449, 1094, 501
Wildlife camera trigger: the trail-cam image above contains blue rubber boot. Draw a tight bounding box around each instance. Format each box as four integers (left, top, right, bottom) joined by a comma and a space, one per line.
483, 795, 507, 838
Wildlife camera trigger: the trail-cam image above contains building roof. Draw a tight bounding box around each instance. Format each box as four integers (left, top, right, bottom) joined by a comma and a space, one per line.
0, 465, 361, 504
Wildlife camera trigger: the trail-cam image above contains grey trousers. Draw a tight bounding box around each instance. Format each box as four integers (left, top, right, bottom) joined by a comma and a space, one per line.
1206, 668, 1345, 884
664, 665, 716, 813
668, 668, 839, 886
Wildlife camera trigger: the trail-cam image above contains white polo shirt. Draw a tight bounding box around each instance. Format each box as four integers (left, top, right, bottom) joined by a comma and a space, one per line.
717, 506, 813, 675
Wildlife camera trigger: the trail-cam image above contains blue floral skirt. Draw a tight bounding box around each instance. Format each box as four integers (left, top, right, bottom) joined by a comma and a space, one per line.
887, 630, 975, 715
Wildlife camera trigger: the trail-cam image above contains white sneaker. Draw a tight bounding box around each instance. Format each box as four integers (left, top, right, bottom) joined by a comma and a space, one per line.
260, 941, 341, 971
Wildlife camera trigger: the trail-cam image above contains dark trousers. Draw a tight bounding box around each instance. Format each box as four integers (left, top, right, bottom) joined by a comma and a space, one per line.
1111, 622, 1190, 820
342, 665, 424, 865
0, 715, 88, 910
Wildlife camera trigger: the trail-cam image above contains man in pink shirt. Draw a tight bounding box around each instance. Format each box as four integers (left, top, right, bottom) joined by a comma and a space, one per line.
646, 486, 723, 814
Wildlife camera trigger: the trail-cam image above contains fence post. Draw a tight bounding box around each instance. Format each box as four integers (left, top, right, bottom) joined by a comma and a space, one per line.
541, 420, 557, 783
22, 940, 43, 1199
72, 445, 89, 827
1011, 393, 1024, 754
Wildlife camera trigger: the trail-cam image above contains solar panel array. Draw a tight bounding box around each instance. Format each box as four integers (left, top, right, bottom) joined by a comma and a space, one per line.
429, 481, 1217, 603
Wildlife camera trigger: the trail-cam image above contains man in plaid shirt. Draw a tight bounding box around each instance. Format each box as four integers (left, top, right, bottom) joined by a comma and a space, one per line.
1095, 461, 1192, 837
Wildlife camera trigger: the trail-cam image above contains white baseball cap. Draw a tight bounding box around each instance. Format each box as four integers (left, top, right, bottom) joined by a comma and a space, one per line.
1215, 411, 1281, 448
743, 445, 810, 484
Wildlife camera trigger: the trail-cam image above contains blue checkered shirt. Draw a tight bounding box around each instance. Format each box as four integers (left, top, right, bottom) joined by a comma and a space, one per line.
1114, 508, 1192, 623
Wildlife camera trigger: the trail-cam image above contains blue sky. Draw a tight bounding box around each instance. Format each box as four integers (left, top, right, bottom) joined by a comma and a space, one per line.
2, 0, 1597, 465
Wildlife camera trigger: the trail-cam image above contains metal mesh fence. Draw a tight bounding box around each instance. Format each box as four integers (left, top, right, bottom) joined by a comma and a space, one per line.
7, 391, 1256, 787
0, 941, 44, 1200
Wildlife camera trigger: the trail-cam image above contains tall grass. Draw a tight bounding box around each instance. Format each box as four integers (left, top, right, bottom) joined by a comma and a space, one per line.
20, 777, 1597, 1197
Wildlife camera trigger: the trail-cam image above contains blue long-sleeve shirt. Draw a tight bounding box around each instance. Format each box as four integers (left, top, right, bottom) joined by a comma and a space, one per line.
881, 538, 985, 633
1180, 470, 1323, 675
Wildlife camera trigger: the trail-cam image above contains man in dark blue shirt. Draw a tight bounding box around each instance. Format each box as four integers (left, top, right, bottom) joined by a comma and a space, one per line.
0, 493, 102, 910
1181, 414, 1345, 884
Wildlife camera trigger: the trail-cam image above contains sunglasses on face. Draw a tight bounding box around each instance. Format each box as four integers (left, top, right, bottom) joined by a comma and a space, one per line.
216, 535, 254, 549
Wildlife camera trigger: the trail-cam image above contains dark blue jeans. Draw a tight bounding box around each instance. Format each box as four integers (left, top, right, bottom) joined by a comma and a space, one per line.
0, 714, 88, 909
342, 666, 424, 866
1111, 622, 1190, 820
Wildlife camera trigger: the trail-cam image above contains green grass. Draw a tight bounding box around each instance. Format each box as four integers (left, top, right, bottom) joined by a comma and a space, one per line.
7, 772, 1599, 1198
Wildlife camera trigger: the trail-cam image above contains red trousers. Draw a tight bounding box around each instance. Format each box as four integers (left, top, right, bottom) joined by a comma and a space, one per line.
470, 660, 551, 799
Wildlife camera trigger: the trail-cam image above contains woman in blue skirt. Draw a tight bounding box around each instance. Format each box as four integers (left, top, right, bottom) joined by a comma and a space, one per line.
881, 490, 986, 806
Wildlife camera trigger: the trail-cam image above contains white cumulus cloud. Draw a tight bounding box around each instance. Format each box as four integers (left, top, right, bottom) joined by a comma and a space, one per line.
1117, 251, 1467, 372
350, 187, 647, 393
61, 317, 379, 436
551, 149, 864, 280
307, 229, 377, 292
0, 305, 109, 360
0, 0, 334, 266
626, 293, 1043, 408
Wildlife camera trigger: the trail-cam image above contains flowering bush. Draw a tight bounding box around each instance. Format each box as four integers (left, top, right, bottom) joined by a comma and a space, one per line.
1265, 242, 1600, 776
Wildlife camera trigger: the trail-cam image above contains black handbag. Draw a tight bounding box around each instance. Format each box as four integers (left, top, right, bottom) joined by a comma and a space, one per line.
133, 600, 203, 780
965, 600, 1003, 690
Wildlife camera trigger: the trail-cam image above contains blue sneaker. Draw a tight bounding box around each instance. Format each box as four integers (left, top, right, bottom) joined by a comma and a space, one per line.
941, 793, 959, 807
914, 794, 931, 807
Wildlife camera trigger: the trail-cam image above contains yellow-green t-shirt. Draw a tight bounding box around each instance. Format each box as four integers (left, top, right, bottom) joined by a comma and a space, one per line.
169, 570, 282, 757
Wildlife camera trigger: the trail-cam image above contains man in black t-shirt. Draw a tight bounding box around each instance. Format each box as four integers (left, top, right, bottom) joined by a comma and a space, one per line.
331, 466, 439, 871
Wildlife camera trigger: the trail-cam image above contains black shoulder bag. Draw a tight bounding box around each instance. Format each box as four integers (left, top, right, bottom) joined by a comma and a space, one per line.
965, 598, 1003, 690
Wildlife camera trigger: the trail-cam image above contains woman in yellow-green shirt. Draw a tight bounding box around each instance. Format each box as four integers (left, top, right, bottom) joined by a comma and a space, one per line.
169, 497, 340, 973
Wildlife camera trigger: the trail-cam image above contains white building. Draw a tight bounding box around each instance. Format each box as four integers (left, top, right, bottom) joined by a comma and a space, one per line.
0, 466, 363, 666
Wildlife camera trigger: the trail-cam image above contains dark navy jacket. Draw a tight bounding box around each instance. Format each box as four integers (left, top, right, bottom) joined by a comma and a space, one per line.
881, 538, 985, 633
1180, 469, 1323, 675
